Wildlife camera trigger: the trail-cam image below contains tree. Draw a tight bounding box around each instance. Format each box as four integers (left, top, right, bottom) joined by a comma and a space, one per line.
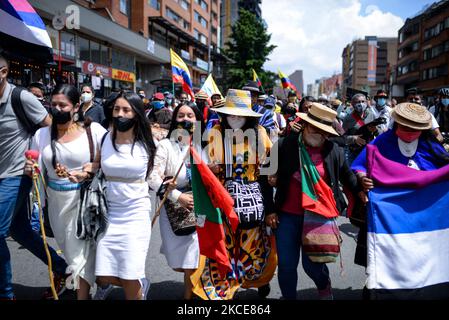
223, 9, 277, 91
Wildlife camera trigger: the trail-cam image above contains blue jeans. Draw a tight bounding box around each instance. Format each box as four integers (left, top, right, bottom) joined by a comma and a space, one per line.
0, 176, 67, 299
274, 212, 330, 300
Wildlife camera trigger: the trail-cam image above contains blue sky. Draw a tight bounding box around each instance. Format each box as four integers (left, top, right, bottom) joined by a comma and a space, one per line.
360, 0, 435, 19
262, 0, 439, 87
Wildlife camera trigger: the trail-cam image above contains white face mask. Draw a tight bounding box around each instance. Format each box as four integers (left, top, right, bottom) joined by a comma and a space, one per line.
227, 116, 246, 129
304, 132, 326, 148
81, 92, 93, 103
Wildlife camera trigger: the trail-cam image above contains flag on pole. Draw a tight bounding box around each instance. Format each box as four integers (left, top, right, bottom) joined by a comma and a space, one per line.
170, 48, 195, 101
252, 69, 264, 93
190, 146, 239, 276
0, 0, 53, 62
278, 70, 298, 93
199, 74, 223, 99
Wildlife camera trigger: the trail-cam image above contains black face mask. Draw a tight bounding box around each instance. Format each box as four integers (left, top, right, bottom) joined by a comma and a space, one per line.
176, 120, 195, 134
113, 117, 136, 132
50, 108, 72, 124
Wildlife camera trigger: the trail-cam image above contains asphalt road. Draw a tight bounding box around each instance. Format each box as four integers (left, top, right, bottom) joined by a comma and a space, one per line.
9, 214, 366, 300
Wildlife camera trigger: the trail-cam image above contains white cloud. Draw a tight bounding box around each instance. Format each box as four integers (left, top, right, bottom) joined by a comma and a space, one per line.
262, 0, 404, 88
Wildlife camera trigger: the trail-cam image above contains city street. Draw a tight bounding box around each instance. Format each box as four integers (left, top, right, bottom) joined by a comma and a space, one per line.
9, 216, 366, 300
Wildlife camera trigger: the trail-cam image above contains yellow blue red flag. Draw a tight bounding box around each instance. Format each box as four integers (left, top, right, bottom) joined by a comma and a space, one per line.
170, 48, 195, 101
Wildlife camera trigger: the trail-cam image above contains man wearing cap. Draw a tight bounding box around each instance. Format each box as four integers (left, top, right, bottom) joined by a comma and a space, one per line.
148, 92, 172, 131
242, 80, 275, 132
351, 103, 449, 269
287, 90, 299, 110
372, 89, 392, 133
263, 102, 363, 300
429, 88, 449, 148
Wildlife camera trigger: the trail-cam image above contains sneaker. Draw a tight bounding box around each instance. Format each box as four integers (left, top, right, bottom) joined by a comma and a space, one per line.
257, 284, 271, 298
140, 278, 150, 300
42, 273, 68, 300
318, 283, 334, 300
93, 284, 114, 300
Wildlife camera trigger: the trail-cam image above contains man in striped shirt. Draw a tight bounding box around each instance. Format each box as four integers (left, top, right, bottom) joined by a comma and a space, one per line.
242, 81, 275, 133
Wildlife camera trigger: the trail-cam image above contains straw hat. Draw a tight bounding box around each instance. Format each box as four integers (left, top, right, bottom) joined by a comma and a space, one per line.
211, 89, 262, 118
194, 91, 209, 100
391, 102, 432, 130
212, 97, 225, 108
296, 103, 339, 136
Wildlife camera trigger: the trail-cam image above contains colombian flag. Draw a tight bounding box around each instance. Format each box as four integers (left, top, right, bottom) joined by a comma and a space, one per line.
252, 69, 264, 93
279, 70, 298, 93
170, 49, 195, 101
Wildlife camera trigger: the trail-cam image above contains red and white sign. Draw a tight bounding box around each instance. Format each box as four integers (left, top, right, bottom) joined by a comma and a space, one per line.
81, 61, 112, 78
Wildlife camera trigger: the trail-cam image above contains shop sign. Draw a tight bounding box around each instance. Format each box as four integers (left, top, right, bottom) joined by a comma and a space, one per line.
112, 68, 136, 83
82, 61, 112, 78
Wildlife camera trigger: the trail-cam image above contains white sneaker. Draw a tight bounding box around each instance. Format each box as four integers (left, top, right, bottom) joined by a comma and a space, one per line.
140, 278, 150, 300
93, 284, 114, 300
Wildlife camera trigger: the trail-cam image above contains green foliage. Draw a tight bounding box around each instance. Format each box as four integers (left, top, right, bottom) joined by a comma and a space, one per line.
222, 9, 276, 91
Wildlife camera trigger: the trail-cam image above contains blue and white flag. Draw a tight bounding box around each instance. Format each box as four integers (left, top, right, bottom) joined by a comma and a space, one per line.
0, 0, 53, 62
365, 144, 449, 299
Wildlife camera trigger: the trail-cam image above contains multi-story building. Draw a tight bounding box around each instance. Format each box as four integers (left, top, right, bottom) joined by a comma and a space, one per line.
289, 70, 304, 97
9, 0, 222, 96
396, 0, 449, 101
220, 0, 262, 49
342, 36, 398, 99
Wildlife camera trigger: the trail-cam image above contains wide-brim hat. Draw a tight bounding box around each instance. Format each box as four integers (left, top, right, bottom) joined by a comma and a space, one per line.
211, 89, 262, 118
242, 80, 261, 94
194, 91, 209, 100
212, 97, 225, 108
391, 102, 432, 130
296, 102, 339, 136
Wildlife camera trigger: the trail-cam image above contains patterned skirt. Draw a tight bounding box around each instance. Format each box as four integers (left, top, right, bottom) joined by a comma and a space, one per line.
191, 219, 277, 300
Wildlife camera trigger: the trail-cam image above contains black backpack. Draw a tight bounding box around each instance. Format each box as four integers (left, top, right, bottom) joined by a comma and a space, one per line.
11, 86, 41, 135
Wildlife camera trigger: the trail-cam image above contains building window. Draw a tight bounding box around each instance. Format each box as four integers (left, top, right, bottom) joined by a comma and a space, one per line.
194, 28, 207, 44
194, 10, 207, 28
79, 37, 90, 61
120, 0, 128, 15
411, 41, 419, 51
177, 0, 190, 10
183, 20, 190, 30
149, 0, 160, 10
195, 0, 208, 11
166, 7, 181, 24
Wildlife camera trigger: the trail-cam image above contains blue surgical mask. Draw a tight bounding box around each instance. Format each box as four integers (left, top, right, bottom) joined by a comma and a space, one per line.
441, 98, 449, 107
152, 101, 165, 110
354, 102, 367, 113
377, 98, 386, 108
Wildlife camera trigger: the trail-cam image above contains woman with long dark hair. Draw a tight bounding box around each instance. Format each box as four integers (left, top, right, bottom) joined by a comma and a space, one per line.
25, 84, 107, 299
94, 92, 156, 300
148, 103, 203, 299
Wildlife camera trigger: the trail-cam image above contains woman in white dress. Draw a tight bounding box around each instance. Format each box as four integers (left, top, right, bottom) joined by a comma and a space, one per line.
26, 84, 107, 300
148, 103, 203, 299
94, 92, 156, 300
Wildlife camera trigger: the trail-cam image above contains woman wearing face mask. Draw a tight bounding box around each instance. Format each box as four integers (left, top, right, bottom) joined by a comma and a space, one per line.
78, 84, 105, 124
148, 103, 203, 300
351, 103, 449, 279
25, 84, 108, 299
191, 89, 277, 300
93, 92, 156, 300
262, 103, 364, 300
